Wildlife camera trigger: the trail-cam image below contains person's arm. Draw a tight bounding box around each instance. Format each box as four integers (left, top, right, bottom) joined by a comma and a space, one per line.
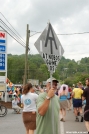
82, 89, 86, 101
38, 98, 50, 116
21, 95, 24, 108
71, 88, 75, 97
82, 96, 86, 101
38, 88, 55, 116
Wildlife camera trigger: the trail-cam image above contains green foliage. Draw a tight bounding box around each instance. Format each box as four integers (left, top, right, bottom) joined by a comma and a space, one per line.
7, 54, 89, 86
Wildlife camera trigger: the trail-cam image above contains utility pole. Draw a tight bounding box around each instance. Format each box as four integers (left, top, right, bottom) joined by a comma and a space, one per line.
24, 24, 30, 85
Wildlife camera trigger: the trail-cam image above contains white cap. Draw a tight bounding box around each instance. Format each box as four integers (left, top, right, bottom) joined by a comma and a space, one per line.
46, 77, 58, 83
73, 84, 75, 87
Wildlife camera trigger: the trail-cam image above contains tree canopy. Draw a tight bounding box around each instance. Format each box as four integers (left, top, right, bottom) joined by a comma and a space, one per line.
2, 54, 89, 86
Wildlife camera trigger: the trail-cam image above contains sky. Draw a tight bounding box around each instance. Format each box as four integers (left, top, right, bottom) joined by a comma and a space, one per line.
1, 0, 89, 61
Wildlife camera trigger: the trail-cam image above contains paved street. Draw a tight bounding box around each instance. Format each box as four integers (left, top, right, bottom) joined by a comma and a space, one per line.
0, 109, 25, 134
0, 107, 87, 134
63, 110, 87, 134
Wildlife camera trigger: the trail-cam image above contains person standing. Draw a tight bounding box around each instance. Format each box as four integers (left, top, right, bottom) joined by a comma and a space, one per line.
58, 84, 68, 122
67, 86, 72, 110
72, 82, 83, 122
36, 77, 60, 134
82, 78, 89, 134
21, 83, 38, 134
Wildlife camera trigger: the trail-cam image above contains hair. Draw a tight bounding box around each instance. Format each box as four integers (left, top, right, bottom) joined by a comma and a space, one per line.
63, 86, 66, 90
86, 78, 89, 82
23, 83, 33, 95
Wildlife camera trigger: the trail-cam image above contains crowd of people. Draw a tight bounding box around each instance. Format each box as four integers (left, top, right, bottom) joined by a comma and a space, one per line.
15, 77, 88, 134
1, 77, 89, 134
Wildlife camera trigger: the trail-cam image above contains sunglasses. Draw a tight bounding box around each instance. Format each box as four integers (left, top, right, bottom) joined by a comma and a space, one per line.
52, 83, 57, 86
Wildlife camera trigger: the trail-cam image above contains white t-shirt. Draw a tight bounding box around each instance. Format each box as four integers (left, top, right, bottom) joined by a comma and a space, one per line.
12, 99, 19, 108
21, 92, 38, 112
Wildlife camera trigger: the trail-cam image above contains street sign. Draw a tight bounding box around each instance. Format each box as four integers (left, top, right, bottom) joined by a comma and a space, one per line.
0, 76, 6, 83
0, 45, 6, 52
0, 84, 6, 91
0, 31, 7, 72
27, 79, 39, 85
0, 31, 6, 44
0, 54, 5, 70
34, 23, 64, 73
0, 31, 7, 101
43, 81, 46, 85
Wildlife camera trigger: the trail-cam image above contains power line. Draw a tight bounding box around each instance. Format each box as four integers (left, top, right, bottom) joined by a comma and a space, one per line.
64, 52, 89, 55
0, 12, 25, 42
1, 12, 89, 37
0, 19, 26, 46
30, 31, 89, 36
0, 26, 26, 48
0, 19, 30, 50
30, 32, 41, 37
29, 42, 89, 46
57, 32, 89, 35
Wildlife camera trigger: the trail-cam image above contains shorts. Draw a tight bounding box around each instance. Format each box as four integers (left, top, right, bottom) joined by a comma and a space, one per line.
60, 100, 68, 109
73, 99, 82, 108
22, 112, 36, 130
84, 105, 89, 121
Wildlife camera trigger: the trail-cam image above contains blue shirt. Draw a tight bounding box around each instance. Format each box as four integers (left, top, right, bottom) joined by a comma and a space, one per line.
60, 95, 67, 101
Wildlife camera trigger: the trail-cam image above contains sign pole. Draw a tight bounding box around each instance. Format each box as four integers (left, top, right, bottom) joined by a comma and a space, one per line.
5, 72, 7, 102
50, 72, 55, 134
50, 72, 52, 88
34, 22, 64, 134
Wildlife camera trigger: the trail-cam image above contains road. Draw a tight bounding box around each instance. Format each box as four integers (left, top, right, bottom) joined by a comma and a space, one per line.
60, 109, 87, 134
0, 108, 87, 134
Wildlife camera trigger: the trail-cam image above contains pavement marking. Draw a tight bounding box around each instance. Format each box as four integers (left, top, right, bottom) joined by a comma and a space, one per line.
60, 120, 64, 134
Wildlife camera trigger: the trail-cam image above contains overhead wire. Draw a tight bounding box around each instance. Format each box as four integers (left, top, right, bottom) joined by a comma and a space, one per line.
30, 31, 89, 36
1, 12, 89, 56
0, 26, 26, 48
30, 32, 41, 37
0, 19, 26, 47
0, 12, 25, 42
57, 32, 89, 35
0, 12, 31, 50
1, 12, 89, 38
28, 42, 89, 46
64, 52, 89, 55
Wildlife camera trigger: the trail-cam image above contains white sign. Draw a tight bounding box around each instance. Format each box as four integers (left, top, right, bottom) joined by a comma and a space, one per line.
0, 31, 7, 102
0, 31, 6, 43
0, 84, 6, 91
34, 23, 64, 73
43, 81, 46, 85
0, 76, 6, 83
27, 79, 39, 85
0, 31, 7, 72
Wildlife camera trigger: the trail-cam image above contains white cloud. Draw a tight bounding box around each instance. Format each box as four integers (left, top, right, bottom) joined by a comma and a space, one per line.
1, 0, 89, 61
